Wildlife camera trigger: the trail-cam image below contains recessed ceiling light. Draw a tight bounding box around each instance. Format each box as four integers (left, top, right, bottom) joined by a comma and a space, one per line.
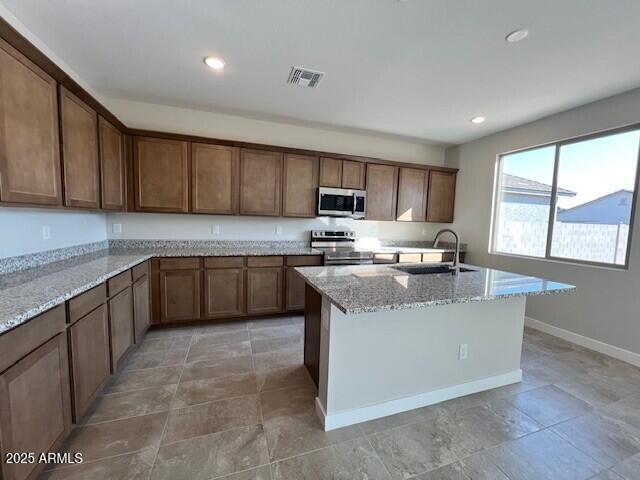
505, 29, 529, 43
470, 116, 486, 124
203, 56, 226, 70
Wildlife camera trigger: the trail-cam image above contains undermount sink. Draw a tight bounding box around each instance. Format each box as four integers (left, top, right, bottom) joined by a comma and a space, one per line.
392, 265, 476, 275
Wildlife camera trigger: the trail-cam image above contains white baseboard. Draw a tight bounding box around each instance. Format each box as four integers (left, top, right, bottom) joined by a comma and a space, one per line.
525, 316, 640, 368
315, 369, 522, 431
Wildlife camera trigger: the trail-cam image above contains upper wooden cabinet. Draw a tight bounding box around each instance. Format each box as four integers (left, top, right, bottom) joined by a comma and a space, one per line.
427, 171, 456, 223
319, 158, 365, 190
396, 167, 427, 222
192, 143, 239, 214
239, 148, 283, 216
365, 164, 398, 221
341, 160, 366, 190
0, 39, 62, 206
99, 116, 126, 210
282, 154, 319, 218
133, 136, 189, 213
60, 87, 100, 209
319, 157, 342, 188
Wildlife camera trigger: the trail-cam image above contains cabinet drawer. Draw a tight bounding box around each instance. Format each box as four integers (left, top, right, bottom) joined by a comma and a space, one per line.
373, 253, 397, 264
132, 261, 149, 280
247, 256, 283, 268
108, 269, 132, 296
421, 253, 445, 263
398, 253, 422, 263
205, 257, 245, 269
286, 255, 323, 267
68, 284, 107, 324
0, 305, 66, 373
159, 257, 202, 270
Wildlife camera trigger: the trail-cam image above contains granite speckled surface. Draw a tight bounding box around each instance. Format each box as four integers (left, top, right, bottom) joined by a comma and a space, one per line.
0, 240, 109, 274
295, 263, 575, 314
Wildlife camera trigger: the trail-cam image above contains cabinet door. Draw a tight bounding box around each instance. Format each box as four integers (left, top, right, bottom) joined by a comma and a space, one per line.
396, 167, 427, 222
69, 304, 110, 420
133, 136, 189, 212
239, 149, 282, 216
204, 268, 245, 318
286, 267, 307, 311
341, 160, 366, 190
319, 157, 342, 187
99, 116, 126, 210
160, 270, 201, 322
427, 171, 456, 223
133, 275, 151, 342
0, 39, 62, 206
247, 267, 283, 315
109, 287, 134, 371
365, 164, 398, 221
0, 334, 71, 480
282, 154, 319, 218
192, 143, 239, 214
60, 87, 100, 209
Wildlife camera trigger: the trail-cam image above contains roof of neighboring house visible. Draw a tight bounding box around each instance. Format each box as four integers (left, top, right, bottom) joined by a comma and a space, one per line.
502, 174, 576, 197
557, 189, 633, 225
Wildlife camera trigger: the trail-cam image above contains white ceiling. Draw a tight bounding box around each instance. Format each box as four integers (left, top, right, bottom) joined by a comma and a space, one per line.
2, 0, 640, 145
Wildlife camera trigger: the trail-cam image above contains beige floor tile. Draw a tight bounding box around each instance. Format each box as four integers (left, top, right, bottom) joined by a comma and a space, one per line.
172, 372, 258, 408
136, 336, 192, 353
217, 465, 273, 480
192, 330, 250, 347
271, 437, 390, 480
247, 315, 303, 330
195, 320, 248, 335
255, 365, 314, 392
162, 394, 261, 444
260, 385, 316, 420
145, 327, 195, 339
152, 425, 269, 480
600, 394, 640, 431
456, 452, 510, 480
411, 462, 468, 480
252, 348, 303, 374
186, 340, 252, 363
249, 324, 304, 342
590, 470, 626, 480
612, 452, 640, 479
104, 365, 183, 394
180, 355, 254, 382
40, 449, 156, 479
251, 335, 303, 355
82, 385, 176, 424
124, 349, 188, 371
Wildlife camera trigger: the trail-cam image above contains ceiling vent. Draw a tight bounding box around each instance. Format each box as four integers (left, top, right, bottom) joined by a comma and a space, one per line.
287, 66, 324, 88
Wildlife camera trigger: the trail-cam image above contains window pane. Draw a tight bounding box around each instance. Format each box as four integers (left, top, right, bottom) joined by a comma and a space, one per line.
494, 146, 556, 257
551, 130, 639, 265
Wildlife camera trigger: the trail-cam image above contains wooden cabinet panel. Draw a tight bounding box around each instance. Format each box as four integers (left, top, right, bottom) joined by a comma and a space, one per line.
0, 39, 62, 206
68, 284, 107, 324
0, 334, 71, 480
204, 268, 245, 318
285, 255, 323, 267
247, 256, 283, 268
205, 257, 245, 269
108, 287, 134, 371
133, 275, 150, 342
160, 270, 201, 322
192, 143, 239, 214
286, 267, 306, 311
365, 164, 398, 221
427, 171, 456, 223
69, 304, 110, 420
99, 116, 126, 210
60, 87, 100, 209
247, 267, 283, 315
341, 160, 366, 190
319, 157, 342, 187
396, 167, 427, 222
108, 269, 132, 297
239, 149, 282, 216
133, 136, 189, 212
159, 257, 202, 270
282, 154, 318, 218
132, 261, 149, 281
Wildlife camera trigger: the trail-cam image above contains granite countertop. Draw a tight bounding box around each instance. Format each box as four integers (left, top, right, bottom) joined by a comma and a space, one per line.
0, 245, 323, 335
370, 246, 463, 255
295, 263, 575, 315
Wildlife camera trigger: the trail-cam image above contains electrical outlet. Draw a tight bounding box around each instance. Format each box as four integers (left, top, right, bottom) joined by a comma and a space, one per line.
458, 343, 468, 360
211, 224, 221, 235
42, 225, 51, 240
112, 223, 122, 234
275, 225, 283, 235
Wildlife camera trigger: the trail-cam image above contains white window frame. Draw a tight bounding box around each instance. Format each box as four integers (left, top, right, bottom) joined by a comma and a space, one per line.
489, 124, 640, 269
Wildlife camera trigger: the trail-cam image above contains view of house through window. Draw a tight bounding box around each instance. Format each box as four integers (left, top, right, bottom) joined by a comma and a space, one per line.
492, 128, 640, 266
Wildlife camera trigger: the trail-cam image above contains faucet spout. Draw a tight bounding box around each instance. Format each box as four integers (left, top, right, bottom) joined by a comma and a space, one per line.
433, 228, 461, 272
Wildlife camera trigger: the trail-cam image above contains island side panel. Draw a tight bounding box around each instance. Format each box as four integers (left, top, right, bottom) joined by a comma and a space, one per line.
321, 296, 526, 428
304, 283, 322, 387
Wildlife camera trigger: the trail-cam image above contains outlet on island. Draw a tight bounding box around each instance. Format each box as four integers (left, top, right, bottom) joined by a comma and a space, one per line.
458, 343, 468, 360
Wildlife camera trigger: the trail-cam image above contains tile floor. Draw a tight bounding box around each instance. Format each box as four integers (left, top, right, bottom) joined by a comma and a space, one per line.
40, 316, 640, 480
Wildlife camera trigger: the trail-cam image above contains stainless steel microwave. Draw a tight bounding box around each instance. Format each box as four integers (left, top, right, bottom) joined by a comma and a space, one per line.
317, 187, 366, 219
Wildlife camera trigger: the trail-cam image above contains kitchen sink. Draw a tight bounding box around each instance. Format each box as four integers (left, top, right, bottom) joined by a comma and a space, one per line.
392, 265, 476, 275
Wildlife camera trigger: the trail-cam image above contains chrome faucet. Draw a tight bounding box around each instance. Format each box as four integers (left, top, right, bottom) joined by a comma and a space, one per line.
432, 228, 460, 273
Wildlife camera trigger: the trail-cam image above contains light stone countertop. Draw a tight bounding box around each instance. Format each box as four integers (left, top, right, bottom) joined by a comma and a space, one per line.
295, 263, 575, 315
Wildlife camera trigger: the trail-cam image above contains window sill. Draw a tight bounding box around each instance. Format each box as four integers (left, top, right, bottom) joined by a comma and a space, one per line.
487, 250, 629, 272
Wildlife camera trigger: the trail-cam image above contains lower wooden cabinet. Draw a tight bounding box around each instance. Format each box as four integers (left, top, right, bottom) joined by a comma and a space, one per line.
108, 287, 134, 371
247, 267, 283, 315
133, 274, 151, 342
0, 334, 71, 480
205, 268, 245, 318
285, 255, 323, 311
68, 304, 110, 420
160, 270, 201, 322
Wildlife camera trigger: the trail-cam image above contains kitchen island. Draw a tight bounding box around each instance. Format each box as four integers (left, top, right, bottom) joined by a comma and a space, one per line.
295, 263, 575, 431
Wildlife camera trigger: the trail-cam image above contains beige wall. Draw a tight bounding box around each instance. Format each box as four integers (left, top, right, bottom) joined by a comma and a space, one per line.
445, 87, 640, 356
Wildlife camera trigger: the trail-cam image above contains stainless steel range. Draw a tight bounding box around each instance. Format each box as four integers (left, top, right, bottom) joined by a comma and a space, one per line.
311, 230, 374, 265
